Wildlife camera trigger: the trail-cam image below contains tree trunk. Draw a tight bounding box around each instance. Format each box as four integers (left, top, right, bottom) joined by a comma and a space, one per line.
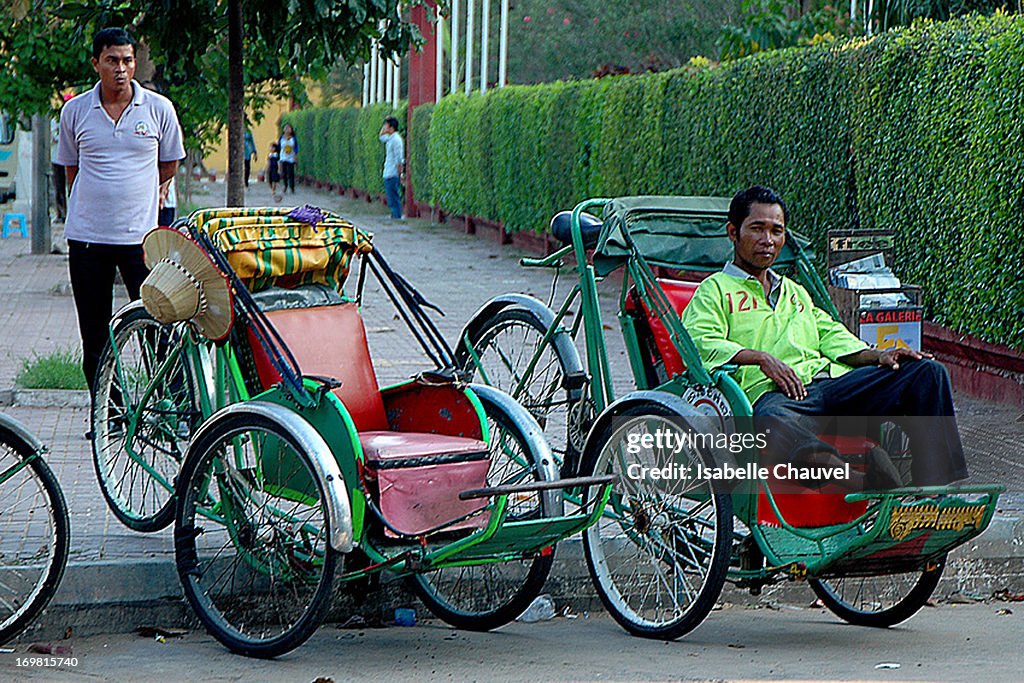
226, 0, 245, 206
30, 114, 50, 255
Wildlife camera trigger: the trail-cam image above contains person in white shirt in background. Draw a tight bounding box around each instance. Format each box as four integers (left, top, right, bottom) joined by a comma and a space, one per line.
379, 116, 405, 220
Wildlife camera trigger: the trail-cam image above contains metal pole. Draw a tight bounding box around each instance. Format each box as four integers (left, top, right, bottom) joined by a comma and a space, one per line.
362, 63, 369, 107
465, 0, 474, 95
370, 42, 379, 103
450, 0, 460, 95
436, 10, 444, 102
385, 60, 394, 104
392, 57, 400, 108
499, 0, 509, 87
30, 114, 49, 255
480, 0, 490, 93
377, 51, 386, 103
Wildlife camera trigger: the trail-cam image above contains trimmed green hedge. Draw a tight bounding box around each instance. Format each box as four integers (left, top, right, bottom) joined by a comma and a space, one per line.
409, 103, 434, 203
290, 15, 1024, 350
283, 102, 405, 193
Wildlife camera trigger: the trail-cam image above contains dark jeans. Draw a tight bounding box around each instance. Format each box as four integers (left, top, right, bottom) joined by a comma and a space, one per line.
244, 158, 251, 187
158, 207, 175, 226
281, 161, 295, 193
68, 240, 149, 393
753, 359, 968, 486
384, 176, 402, 218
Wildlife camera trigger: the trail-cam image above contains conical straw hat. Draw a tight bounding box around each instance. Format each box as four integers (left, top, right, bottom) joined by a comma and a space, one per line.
140, 228, 234, 341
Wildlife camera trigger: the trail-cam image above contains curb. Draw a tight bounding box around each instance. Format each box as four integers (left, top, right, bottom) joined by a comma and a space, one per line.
0, 388, 89, 408
14, 523, 1024, 643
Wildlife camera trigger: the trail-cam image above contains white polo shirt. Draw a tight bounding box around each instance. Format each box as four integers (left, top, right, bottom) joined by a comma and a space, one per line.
58, 80, 185, 245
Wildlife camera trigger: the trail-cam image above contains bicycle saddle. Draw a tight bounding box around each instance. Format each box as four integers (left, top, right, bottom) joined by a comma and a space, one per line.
550, 210, 602, 248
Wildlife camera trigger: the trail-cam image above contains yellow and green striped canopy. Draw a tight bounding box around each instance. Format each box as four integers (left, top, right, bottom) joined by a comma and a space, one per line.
188, 207, 373, 294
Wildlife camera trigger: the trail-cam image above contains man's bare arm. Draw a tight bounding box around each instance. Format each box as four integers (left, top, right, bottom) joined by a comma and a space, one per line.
839, 347, 932, 371
158, 160, 178, 185
65, 166, 78, 189
731, 349, 807, 400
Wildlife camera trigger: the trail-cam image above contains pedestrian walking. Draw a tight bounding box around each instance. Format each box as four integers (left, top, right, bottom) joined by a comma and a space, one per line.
267, 141, 281, 201
278, 123, 297, 193
379, 116, 404, 220
57, 27, 185, 397
50, 115, 67, 222
243, 128, 257, 187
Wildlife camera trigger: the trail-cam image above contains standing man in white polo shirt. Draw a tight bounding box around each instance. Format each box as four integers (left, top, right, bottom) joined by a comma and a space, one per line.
58, 27, 185, 395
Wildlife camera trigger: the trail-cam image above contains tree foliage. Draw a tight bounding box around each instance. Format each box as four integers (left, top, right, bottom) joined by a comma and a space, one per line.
0, 1, 420, 157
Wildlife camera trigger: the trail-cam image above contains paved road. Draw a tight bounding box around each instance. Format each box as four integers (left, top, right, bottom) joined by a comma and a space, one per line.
1, 602, 1021, 682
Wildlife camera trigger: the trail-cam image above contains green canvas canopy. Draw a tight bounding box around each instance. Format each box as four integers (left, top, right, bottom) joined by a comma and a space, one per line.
593, 196, 811, 277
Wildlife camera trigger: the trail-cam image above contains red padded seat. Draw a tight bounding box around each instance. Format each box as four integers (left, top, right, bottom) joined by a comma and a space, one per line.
360, 431, 490, 536
250, 302, 388, 431
249, 302, 491, 535
359, 431, 488, 463
755, 434, 870, 528
624, 278, 699, 378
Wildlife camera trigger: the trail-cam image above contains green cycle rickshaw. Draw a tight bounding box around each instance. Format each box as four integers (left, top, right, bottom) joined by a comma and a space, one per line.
457, 195, 1003, 639
90, 206, 613, 658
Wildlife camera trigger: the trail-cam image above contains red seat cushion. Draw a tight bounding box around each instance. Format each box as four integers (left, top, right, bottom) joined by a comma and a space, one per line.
624, 278, 699, 378
360, 431, 490, 536
250, 303, 389, 431
359, 431, 488, 463
756, 434, 872, 528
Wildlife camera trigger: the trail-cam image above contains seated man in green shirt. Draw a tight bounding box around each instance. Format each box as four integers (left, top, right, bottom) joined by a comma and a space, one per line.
681, 186, 968, 489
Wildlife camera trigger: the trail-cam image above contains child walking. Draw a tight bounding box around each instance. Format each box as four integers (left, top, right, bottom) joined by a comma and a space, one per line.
267, 142, 281, 201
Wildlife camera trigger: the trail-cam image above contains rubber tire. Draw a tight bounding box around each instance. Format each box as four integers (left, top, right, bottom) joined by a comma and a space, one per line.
92, 306, 197, 532
409, 388, 555, 631
809, 558, 944, 628
0, 426, 70, 644
581, 401, 733, 640
456, 306, 584, 474
174, 412, 338, 658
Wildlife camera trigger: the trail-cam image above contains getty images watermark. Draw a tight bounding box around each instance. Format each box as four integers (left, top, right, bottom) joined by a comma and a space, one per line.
621, 424, 853, 484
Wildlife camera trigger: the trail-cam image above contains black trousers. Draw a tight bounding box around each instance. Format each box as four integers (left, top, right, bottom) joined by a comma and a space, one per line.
68, 240, 149, 393
280, 161, 295, 192
753, 359, 969, 486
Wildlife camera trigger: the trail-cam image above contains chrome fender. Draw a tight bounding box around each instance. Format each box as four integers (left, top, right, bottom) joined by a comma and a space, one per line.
187, 401, 354, 553
468, 383, 563, 517
0, 413, 45, 455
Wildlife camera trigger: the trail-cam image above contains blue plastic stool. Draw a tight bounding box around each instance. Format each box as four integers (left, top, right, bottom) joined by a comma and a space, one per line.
2, 213, 28, 238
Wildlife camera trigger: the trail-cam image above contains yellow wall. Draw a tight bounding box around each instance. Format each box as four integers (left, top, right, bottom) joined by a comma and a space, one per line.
203, 81, 350, 176
203, 97, 294, 177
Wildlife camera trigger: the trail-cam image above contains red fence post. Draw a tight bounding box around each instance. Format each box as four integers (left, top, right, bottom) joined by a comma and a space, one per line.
405, 1, 439, 219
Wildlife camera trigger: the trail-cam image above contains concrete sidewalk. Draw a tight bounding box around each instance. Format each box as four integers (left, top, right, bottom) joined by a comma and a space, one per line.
1, 177, 1021, 640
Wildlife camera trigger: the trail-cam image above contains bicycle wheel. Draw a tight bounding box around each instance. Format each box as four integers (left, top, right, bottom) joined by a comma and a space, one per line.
457, 306, 587, 473
410, 387, 556, 631
0, 423, 70, 644
174, 412, 338, 658
809, 558, 944, 628
582, 401, 733, 640
93, 305, 199, 532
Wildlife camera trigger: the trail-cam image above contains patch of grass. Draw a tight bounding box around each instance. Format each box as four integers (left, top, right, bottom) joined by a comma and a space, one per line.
16, 349, 88, 390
